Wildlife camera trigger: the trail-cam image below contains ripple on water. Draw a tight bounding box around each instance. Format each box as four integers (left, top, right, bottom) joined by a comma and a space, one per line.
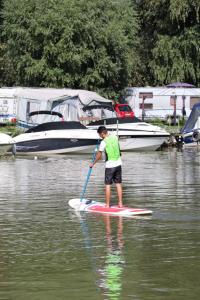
0, 150, 200, 300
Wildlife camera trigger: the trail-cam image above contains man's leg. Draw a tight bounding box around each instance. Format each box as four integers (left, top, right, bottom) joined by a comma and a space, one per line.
116, 183, 123, 207
105, 184, 111, 207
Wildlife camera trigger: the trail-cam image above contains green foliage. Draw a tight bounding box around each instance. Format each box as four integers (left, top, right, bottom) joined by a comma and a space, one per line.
1, 0, 140, 95
1, 0, 200, 91
0, 124, 22, 137
137, 0, 200, 86
169, 0, 200, 24
151, 28, 200, 84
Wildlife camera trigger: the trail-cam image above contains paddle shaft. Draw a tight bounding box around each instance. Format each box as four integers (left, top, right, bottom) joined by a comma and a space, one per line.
80, 141, 99, 202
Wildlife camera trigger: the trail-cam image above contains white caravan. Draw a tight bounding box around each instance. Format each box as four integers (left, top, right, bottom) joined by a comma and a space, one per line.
0, 87, 20, 124
124, 86, 200, 121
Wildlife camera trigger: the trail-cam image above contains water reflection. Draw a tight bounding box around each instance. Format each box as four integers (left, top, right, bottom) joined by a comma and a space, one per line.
77, 212, 125, 300
0, 149, 200, 299
99, 216, 124, 300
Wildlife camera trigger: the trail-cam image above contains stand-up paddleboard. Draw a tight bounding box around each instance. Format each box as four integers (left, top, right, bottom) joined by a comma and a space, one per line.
68, 198, 153, 217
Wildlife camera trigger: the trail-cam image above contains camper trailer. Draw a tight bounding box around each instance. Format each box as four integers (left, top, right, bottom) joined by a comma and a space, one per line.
124, 86, 200, 122
0, 88, 19, 124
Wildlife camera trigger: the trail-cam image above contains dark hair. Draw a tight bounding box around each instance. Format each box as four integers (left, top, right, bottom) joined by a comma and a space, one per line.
97, 126, 107, 134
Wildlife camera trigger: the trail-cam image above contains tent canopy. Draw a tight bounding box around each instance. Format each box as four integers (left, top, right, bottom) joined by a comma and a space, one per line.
12, 87, 114, 127
15, 88, 112, 106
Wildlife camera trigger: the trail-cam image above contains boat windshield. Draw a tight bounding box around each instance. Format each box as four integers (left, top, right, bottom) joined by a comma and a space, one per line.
88, 116, 141, 126
26, 121, 87, 133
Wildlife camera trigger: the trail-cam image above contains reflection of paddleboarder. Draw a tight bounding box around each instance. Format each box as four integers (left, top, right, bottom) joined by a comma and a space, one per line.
99, 215, 124, 300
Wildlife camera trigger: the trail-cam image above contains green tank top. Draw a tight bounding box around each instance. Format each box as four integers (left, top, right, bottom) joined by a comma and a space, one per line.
104, 135, 120, 161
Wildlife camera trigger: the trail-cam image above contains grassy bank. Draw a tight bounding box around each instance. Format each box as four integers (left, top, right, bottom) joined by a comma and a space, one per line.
146, 118, 186, 134
0, 124, 23, 136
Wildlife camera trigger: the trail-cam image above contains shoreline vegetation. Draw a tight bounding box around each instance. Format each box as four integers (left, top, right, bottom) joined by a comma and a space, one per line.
0, 124, 22, 136
0, 1, 200, 96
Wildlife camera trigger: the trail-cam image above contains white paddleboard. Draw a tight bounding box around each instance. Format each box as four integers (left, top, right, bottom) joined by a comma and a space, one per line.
68, 198, 153, 217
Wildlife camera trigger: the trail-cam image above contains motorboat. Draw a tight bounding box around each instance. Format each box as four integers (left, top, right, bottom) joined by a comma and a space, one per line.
0, 132, 14, 156
14, 109, 170, 155
14, 117, 169, 155
14, 121, 99, 155
87, 117, 170, 151
181, 103, 200, 146
14, 111, 99, 155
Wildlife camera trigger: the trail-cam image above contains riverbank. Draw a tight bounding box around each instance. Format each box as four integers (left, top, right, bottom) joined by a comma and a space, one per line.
0, 124, 22, 136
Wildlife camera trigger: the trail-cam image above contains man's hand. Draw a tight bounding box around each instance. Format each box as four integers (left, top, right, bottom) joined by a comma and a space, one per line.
89, 151, 102, 169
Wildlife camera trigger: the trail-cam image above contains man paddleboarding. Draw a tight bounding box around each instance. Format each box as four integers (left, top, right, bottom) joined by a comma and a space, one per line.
90, 126, 123, 208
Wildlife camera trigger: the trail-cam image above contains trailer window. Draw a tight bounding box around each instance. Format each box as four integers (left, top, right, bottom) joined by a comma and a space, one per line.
125, 89, 133, 96
139, 103, 153, 109
190, 97, 200, 109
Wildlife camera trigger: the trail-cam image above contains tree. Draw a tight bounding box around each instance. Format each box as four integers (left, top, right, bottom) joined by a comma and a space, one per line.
0, 0, 5, 86
1, 0, 141, 95
136, 0, 200, 86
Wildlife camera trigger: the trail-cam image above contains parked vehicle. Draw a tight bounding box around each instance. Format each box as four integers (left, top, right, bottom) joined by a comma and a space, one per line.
113, 103, 134, 119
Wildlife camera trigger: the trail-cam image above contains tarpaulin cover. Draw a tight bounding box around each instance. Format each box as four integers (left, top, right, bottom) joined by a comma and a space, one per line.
181, 103, 200, 133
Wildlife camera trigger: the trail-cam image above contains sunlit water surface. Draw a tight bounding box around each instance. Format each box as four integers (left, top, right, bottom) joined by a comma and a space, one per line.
0, 149, 200, 300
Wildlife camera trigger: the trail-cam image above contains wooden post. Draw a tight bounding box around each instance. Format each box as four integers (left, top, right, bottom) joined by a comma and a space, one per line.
142, 96, 146, 121
173, 96, 177, 126
139, 92, 153, 121
182, 96, 186, 119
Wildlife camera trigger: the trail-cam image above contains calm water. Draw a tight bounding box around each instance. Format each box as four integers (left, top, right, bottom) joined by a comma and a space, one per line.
0, 149, 200, 300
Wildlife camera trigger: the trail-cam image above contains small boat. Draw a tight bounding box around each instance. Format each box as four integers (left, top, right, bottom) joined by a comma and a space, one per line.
0, 133, 14, 156
181, 103, 200, 146
14, 111, 99, 155
14, 121, 99, 155
14, 110, 170, 155
87, 117, 170, 151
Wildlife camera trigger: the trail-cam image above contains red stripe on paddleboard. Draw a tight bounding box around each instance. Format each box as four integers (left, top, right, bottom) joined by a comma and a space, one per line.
87, 205, 148, 213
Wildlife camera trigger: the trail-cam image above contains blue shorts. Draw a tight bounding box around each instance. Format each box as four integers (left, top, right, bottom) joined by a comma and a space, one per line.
105, 166, 122, 185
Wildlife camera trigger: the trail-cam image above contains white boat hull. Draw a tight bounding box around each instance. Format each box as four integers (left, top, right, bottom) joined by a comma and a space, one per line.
88, 122, 169, 152
119, 136, 167, 151
15, 144, 97, 155
14, 128, 99, 155
14, 120, 169, 155
0, 133, 14, 156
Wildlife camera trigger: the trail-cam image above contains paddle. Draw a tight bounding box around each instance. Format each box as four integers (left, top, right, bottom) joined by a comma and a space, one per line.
80, 141, 100, 202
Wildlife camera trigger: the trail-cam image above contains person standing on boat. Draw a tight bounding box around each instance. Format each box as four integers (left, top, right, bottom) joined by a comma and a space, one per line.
90, 126, 123, 208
